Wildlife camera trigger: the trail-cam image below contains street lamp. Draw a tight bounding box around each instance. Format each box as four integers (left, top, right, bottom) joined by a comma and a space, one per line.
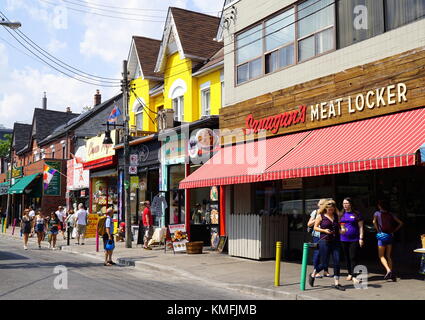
0, 19, 22, 29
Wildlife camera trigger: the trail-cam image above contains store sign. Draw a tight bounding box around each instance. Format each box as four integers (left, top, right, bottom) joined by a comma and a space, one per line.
44, 161, 61, 196
129, 166, 137, 175
67, 146, 89, 191
130, 176, 139, 191
244, 83, 408, 135
7, 166, 23, 179
85, 214, 99, 239
164, 134, 185, 163
246, 105, 307, 134
310, 83, 408, 122
139, 145, 149, 163
86, 130, 116, 162
188, 128, 220, 159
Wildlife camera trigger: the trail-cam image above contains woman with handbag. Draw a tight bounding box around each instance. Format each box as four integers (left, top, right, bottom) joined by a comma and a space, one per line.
309, 199, 347, 291
307, 199, 331, 278
339, 198, 364, 284
373, 200, 403, 281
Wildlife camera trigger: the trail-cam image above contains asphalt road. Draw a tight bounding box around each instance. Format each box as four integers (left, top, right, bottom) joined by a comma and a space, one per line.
0, 238, 257, 300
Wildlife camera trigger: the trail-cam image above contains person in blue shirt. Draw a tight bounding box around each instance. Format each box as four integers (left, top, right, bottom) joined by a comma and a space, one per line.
103, 208, 116, 266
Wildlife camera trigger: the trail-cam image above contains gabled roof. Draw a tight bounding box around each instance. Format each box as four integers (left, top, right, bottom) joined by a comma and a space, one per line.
155, 7, 223, 73
32, 108, 80, 142
130, 36, 163, 80
12, 123, 32, 152
193, 47, 224, 76
39, 93, 123, 146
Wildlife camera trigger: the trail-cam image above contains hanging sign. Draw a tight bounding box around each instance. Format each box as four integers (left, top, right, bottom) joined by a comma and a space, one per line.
129, 166, 137, 175
130, 154, 139, 166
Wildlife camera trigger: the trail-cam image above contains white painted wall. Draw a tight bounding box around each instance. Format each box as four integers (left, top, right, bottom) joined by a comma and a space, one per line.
222, 0, 425, 107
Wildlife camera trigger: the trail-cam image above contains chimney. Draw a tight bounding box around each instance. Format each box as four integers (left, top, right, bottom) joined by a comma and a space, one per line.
94, 89, 101, 106
66, 107, 71, 113
42, 92, 47, 110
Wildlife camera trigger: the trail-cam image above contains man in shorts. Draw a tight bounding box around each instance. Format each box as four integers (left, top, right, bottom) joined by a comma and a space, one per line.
76, 203, 87, 245
55, 206, 66, 240
142, 201, 154, 250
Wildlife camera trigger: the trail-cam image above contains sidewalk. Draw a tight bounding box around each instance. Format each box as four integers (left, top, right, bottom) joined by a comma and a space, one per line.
1, 227, 424, 300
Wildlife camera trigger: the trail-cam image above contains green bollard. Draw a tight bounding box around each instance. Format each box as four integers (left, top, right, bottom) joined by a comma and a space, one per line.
300, 243, 309, 291
0, 218, 3, 234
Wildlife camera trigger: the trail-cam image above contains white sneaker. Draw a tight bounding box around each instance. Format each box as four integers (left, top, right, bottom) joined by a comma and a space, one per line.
24, 245, 28, 250
48, 244, 52, 249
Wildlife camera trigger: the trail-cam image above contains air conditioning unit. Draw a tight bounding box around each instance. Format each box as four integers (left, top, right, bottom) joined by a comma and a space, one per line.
157, 109, 174, 131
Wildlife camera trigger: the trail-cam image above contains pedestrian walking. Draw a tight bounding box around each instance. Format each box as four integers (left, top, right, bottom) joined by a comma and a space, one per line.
34, 210, 47, 249
103, 208, 116, 266
47, 212, 60, 250
307, 198, 331, 278
142, 201, 154, 250
75, 203, 88, 245
55, 206, 66, 240
28, 206, 36, 237
65, 209, 76, 239
339, 197, 364, 284
373, 200, 403, 281
20, 209, 33, 250
137, 202, 145, 246
309, 199, 347, 291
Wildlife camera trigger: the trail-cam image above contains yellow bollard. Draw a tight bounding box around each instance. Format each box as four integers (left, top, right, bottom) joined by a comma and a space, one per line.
274, 241, 282, 286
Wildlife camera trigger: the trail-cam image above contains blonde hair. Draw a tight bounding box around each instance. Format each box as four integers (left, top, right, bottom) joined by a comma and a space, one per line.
318, 199, 339, 216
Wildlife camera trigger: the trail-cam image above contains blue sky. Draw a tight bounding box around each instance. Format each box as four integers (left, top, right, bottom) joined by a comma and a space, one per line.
0, 0, 223, 128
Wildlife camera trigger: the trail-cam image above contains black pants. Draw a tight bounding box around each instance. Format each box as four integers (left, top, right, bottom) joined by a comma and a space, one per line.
342, 241, 359, 276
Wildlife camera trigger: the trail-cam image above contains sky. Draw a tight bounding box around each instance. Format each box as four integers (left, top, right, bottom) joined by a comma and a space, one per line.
0, 0, 224, 129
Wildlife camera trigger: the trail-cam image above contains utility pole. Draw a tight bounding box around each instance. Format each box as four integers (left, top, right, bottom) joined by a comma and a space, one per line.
122, 60, 132, 248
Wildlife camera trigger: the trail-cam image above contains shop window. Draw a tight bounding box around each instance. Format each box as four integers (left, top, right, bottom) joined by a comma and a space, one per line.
297, 0, 335, 62
337, 0, 384, 49
385, 0, 425, 31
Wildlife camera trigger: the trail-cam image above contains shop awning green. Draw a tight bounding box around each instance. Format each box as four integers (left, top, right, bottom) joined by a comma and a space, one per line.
0, 182, 9, 196
8, 173, 41, 194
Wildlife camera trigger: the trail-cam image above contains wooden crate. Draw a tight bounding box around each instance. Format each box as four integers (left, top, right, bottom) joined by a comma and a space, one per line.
186, 241, 203, 254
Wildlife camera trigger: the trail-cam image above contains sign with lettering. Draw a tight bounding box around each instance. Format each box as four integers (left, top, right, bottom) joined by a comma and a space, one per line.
244, 83, 408, 135
67, 146, 89, 191
86, 130, 116, 162
44, 161, 61, 196
85, 214, 99, 239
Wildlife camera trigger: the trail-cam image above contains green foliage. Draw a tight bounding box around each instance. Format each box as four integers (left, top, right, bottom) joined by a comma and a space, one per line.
0, 134, 12, 158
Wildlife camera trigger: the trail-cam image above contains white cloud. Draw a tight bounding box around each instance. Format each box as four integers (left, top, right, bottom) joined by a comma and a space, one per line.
191, 0, 224, 15
79, 0, 190, 63
46, 39, 67, 54
0, 66, 118, 128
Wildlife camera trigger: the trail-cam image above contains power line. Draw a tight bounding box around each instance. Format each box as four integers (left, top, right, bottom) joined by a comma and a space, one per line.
63, 0, 222, 14
39, 0, 166, 23
0, 10, 122, 84
0, 26, 121, 87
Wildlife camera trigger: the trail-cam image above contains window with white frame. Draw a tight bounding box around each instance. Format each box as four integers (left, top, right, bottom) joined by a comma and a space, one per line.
172, 96, 184, 122
135, 105, 144, 131
201, 88, 211, 116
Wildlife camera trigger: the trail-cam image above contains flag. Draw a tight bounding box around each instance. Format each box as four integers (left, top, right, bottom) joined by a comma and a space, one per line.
43, 165, 58, 190
107, 105, 122, 123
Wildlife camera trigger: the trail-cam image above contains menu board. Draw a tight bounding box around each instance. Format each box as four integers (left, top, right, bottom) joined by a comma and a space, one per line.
44, 161, 61, 196
168, 224, 188, 252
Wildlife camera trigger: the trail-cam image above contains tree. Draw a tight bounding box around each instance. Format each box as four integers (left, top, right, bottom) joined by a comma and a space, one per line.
0, 134, 12, 158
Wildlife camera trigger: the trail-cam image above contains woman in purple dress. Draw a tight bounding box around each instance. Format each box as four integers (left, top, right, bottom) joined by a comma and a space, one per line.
339, 198, 364, 284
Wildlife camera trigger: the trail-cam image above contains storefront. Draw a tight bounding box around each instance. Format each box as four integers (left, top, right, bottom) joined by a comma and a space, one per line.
66, 145, 90, 211
83, 131, 118, 221
160, 117, 219, 236
8, 173, 42, 220
180, 48, 425, 267
116, 135, 160, 226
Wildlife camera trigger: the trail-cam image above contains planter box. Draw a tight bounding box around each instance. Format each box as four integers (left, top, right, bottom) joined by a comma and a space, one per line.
186, 241, 203, 254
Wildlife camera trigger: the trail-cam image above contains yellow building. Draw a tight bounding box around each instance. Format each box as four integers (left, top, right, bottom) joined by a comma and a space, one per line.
127, 36, 163, 135
154, 7, 223, 124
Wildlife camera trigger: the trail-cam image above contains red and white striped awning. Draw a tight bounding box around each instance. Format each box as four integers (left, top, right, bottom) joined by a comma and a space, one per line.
179, 108, 425, 189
